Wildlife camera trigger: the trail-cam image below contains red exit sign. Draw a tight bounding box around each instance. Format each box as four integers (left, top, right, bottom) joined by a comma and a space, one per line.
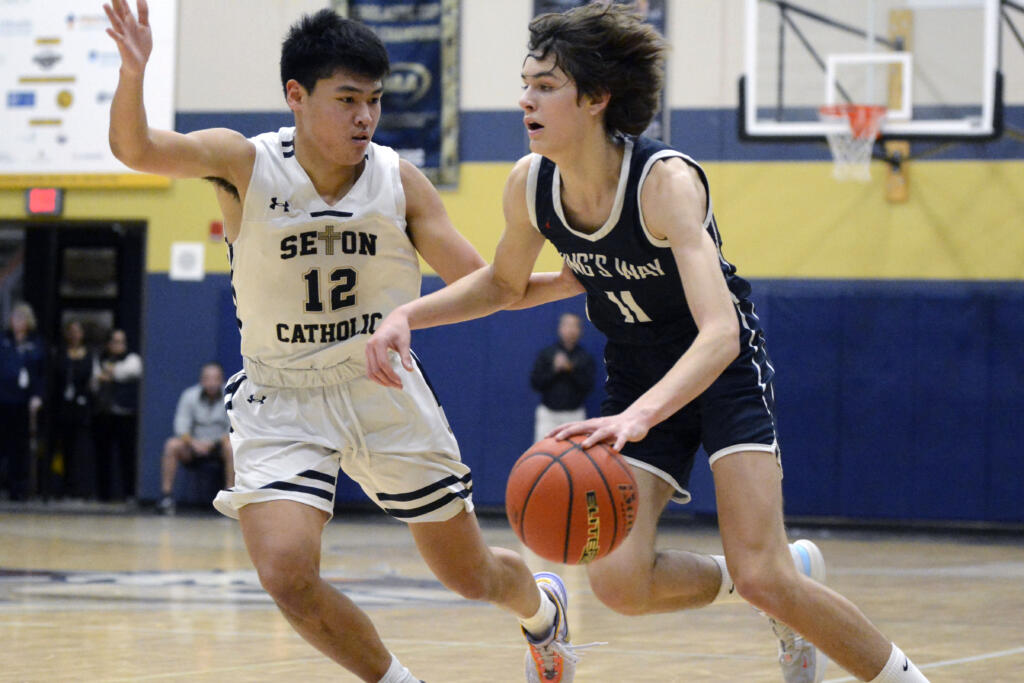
25, 187, 64, 216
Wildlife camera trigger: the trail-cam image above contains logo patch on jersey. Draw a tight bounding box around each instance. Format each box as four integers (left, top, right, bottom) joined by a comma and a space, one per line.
269, 196, 290, 212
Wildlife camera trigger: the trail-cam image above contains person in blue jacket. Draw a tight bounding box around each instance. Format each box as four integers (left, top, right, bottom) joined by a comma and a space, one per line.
0, 302, 46, 501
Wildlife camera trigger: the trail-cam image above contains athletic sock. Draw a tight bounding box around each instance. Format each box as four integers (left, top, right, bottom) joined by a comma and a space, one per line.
869, 643, 929, 682
378, 653, 420, 683
710, 554, 735, 604
518, 584, 557, 639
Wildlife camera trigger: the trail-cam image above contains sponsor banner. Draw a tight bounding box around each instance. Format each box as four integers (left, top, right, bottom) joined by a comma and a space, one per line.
531, 0, 669, 141
0, 0, 176, 188
334, 0, 459, 186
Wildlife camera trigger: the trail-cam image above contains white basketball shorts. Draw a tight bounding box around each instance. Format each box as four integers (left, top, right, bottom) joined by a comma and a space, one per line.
213, 358, 472, 524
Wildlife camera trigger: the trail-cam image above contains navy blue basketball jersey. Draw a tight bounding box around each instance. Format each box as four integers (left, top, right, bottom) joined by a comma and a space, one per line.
526, 135, 752, 347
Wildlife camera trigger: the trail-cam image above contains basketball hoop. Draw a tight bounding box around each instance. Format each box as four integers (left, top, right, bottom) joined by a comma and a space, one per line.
818, 105, 886, 182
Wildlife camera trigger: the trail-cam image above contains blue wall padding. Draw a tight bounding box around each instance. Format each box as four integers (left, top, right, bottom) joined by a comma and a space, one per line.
910, 292, 988, 520
987, 292, 1024, 522
838, 293, 919, 519
754, 280, 1022, 523
139, 276, 236, 501
758, 286, 845, 516
139, 274, 1023, 523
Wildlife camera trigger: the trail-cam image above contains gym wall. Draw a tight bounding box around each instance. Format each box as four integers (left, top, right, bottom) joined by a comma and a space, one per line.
0, 0, 1020, 522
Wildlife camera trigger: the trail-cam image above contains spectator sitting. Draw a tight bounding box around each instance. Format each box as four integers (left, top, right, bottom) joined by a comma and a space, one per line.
157, 362, 233, 515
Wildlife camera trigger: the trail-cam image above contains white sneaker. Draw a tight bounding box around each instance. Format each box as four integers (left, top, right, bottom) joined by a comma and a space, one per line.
524, 572, 576, 682
768, 540, 828, 683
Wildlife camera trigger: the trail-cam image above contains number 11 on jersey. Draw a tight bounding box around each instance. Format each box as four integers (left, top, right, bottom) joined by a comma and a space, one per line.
605, 290, 651, 323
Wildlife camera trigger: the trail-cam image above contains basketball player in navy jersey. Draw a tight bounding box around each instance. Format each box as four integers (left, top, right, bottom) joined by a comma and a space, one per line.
104, 2, 584, 681
366, 4, 929, 682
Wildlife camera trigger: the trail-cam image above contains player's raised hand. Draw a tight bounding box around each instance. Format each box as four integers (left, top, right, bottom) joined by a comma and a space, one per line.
365, 310, 414, 389
103, 0, 152, 77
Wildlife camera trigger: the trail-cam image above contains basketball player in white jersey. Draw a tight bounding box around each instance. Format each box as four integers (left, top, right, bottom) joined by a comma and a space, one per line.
367, 4, 929, 683
104, 2, 584, 681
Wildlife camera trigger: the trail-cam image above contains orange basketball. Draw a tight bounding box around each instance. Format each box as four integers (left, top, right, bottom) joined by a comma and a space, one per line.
506, 436, 638, 564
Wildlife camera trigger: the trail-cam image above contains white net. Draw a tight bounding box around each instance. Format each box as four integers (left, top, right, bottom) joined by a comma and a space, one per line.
819, 105, 886, 181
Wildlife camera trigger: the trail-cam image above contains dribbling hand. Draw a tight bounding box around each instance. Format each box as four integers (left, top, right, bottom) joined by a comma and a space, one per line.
550, 411, 652, 453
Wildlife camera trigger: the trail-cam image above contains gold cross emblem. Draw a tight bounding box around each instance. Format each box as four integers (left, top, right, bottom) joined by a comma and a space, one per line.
317, 225, 341, 255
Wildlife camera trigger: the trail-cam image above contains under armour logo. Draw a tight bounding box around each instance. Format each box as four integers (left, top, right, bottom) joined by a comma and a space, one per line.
247, 394, 266, 404
269, 197, 290, 212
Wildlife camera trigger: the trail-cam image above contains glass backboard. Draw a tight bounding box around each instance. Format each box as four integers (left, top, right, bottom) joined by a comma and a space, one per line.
741, 0, 1002, 140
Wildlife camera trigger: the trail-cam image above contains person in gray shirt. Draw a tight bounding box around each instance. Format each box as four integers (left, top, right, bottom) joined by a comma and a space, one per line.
158, 362, 232, 514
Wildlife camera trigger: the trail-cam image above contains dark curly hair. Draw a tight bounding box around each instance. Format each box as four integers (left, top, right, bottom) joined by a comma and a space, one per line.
528, 2, 667, 136
280, 9, 390, 97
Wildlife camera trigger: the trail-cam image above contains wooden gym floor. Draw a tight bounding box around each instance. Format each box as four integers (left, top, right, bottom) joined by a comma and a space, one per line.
0, 508, 1021, 682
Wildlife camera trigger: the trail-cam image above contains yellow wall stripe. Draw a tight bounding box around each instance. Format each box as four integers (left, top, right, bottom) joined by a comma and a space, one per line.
0, 161, 1020, 280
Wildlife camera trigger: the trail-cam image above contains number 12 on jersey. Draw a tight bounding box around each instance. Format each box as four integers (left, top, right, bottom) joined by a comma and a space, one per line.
303, 267, 357, 312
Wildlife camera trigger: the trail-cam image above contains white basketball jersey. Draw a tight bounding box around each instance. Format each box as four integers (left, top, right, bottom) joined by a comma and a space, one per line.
231, 127, 421, 388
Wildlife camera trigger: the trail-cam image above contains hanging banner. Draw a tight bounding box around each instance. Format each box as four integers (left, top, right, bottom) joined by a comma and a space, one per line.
334, 0, 459, 187
0, 0, 176, 188
532, 0, 668, 142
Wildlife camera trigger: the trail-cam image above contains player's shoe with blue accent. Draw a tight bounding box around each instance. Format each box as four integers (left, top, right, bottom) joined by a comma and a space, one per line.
768, 540, 828, 683
524, 572, 576, 682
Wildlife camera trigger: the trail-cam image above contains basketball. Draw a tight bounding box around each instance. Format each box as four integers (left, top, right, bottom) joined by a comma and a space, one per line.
506, 436, 638, 565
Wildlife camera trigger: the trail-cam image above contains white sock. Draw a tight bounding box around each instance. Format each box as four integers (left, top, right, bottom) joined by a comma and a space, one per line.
710, 555, 736, 604
869, 644, 929, 682
712, 543, 812, 606
518, 584, 557, 638
708, 557, 733, 602
378, 653, 420, 683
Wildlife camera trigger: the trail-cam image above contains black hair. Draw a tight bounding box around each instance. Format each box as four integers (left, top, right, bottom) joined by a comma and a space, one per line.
280, 9, 390, 97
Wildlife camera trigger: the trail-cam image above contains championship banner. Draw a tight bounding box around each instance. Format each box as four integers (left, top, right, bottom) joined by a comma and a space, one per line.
334, 0, 459, 187
532, 0, 668, 142
0, 0, 176, 188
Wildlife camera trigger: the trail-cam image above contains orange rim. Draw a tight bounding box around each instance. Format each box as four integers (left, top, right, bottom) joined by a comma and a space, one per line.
819, 104, 886, 139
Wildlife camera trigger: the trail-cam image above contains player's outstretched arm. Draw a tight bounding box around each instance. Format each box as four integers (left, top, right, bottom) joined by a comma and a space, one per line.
554, 160, 740, 451
510, 264, 585, 310
365, 157, 547, 387
105, 0, 252, 184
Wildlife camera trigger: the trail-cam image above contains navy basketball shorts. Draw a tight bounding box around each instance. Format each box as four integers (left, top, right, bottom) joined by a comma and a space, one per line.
602, 337, 780, 504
